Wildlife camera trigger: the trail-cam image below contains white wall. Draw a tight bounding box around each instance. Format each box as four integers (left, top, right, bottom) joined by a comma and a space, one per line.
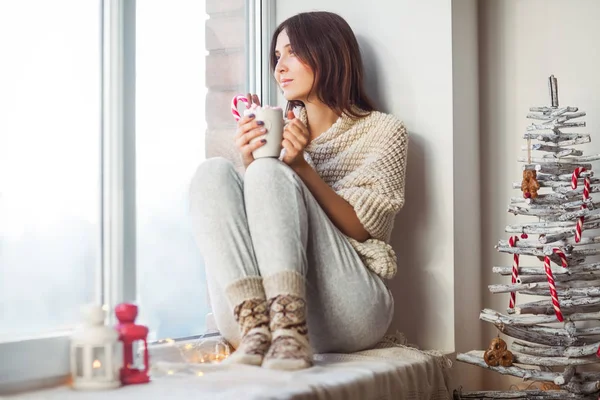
451, 0, 482, 391
478, 0, 600, 391
275, 0, 480, 366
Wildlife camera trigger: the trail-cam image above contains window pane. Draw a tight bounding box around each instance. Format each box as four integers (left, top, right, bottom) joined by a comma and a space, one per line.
136, 0, 249, 340
0, 1, 101, 339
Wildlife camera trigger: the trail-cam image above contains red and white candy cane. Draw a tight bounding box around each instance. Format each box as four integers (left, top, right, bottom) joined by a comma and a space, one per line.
572, 167, 591, 243
543, 248, 568, 322
508, 236, 520, 309
231, 95, 250, 122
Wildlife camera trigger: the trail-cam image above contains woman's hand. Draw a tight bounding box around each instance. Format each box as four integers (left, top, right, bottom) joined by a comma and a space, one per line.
281, 110, 310, 168
234, 94, 265, 169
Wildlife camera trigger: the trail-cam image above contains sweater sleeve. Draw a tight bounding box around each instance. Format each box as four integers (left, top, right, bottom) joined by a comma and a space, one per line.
336, 120, 408, 242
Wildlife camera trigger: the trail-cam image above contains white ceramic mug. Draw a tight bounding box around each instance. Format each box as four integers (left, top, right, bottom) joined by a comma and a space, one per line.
249, 107, 284, 159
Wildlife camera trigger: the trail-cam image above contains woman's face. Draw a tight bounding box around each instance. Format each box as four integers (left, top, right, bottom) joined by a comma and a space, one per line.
273, 30, 315, 102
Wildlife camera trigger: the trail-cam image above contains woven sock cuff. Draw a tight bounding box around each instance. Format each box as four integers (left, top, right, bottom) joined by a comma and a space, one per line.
225, 276, 265, 307
263, 270, 305, 299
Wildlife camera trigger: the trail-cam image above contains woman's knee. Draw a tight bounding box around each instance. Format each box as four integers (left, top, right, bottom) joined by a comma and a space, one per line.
244, 158, 296, 192
189, 157, 240, 198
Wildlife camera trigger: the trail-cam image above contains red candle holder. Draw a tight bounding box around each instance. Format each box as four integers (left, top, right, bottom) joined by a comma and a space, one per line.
115, 303, 150, 385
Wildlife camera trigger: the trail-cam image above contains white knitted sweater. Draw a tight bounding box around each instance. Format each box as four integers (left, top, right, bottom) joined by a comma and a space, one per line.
292, 106, 408, 280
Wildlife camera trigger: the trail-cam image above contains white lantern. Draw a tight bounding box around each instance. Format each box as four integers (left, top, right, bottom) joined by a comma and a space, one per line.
70, 304, 122, 390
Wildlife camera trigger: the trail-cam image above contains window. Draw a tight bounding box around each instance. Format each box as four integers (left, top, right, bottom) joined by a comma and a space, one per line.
0, 0, 102, 391
0, 0, 274, 392
134, 0, 214, 341
0, 0, 102, 340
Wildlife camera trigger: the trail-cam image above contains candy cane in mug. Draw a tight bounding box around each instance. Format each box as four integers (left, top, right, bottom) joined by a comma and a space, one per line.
231, 95, 250, 122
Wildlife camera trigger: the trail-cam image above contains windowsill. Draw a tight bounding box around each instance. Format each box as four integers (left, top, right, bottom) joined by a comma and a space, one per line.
6, 335, 454, 400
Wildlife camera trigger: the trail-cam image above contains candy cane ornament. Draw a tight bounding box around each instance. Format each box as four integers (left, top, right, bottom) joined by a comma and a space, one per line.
231, 95, 250, 122
543, 248, 568, 322
508, 236, 519, 309
572, 167, 591, 243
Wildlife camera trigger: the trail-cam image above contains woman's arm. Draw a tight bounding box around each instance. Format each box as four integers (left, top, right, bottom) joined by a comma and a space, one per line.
291, 159, 371, 242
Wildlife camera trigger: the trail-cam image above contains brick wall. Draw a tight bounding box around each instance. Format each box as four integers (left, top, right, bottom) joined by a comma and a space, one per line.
205, 0, 246, 170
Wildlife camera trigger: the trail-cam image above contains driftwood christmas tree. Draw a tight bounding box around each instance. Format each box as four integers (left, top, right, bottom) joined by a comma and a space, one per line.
455, 76, 600, 400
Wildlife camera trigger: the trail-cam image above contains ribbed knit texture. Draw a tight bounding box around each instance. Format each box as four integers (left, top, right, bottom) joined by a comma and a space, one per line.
225, 276, 265, 307
296, 106, 408, 280
263, 270, 305, 299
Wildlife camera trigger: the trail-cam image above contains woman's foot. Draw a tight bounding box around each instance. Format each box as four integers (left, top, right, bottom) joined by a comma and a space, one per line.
223, 277, 271, 366
224, 297, 271, 366
262, 294, 313, 370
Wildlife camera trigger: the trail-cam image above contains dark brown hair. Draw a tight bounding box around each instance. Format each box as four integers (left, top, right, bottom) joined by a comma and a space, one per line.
270, 11, 376, 119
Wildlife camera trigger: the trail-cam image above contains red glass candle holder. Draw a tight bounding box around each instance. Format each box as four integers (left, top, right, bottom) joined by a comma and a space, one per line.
115, 303, 150, 385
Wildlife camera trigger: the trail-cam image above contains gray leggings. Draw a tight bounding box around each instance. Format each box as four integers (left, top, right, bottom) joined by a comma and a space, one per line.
189, 157, 394, 353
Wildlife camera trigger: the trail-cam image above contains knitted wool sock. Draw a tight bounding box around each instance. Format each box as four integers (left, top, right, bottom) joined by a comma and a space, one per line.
262, 271, 313, 370
223, 277, 271, 366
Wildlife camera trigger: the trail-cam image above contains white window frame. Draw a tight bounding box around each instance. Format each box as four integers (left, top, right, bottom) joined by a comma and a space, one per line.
0, 0, 276, 394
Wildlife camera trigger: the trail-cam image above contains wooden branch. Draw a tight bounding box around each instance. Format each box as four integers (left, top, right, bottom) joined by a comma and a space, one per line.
523, 131, 587, 139
529, 106, 579, 113
564, 380, 600, 395
555, 137, 592, 147
558, 208, 600, 222
512, 340, 600, 359
481, 308, 600, 326
579, 371, 600, 382
494, 324, 569, 339
505, 220, 600, 235
512, 180, 600, 189
550, 149, 584, 158
456, 351, 600, 394
508, 198, 598, 211
554, 183, 600, 193
507, 205, 562, 217
526, 122, 587, 132
496, 245, 593, 259
513, 194, 569, 206
538, 171, 595, 182
555, 111, 587, 122
540, 232, 572, 244
526, 109, 586, 123
557, 149, 584, 158
533, 163, 592, 175
519, 286, 600, 298
549, 76, 559, 107
456, 351, 560, 381
556, 366, 577, 386
518, 272, 600, 284
526, 110, 586, 122
558, 199, 598, 210
513, 353, 597, 367
528, 113, 567, 121
455, 390, 594, 399
488, 282, 600, 296
523, 132, 590, 143
514, 297, 600, 316
497, 235, 600, 249
525, 143, 583, 155
518, 156, 600, 164
493, 262, 600, 276
482, 319, 588, 346
498, 238, 546, 248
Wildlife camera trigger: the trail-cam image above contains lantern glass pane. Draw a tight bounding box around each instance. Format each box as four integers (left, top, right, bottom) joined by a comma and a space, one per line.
92, 346, 106, 378
75, 346, 84, 377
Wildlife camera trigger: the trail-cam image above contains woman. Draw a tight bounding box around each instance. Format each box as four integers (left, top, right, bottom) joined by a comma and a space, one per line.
189, 11, 408, 371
